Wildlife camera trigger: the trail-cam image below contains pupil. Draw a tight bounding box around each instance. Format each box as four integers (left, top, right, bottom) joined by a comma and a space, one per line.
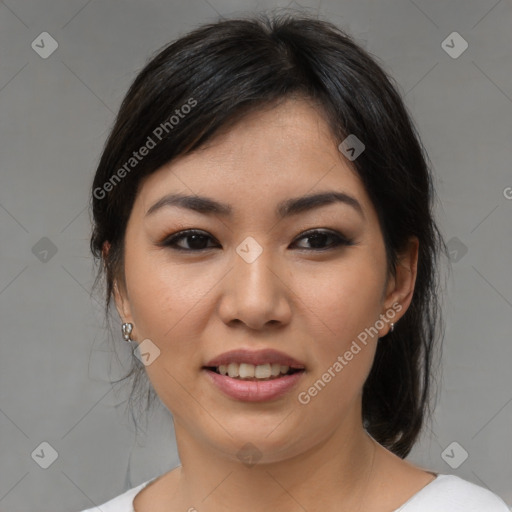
308, 233, 328, 248
189, 234, 207, 249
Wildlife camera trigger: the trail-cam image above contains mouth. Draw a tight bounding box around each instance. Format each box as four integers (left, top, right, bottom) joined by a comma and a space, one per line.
202, 363, 306, 402
202, 348, 306, 401
202, 363, 304, 381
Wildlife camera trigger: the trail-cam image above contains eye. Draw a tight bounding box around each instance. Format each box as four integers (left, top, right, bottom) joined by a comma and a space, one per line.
160, 229, 219, 251
159, 228, 354, 252
291, 229, 354, 251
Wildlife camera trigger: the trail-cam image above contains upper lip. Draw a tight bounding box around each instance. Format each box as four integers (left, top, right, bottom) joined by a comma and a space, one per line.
203, 348, 305, 369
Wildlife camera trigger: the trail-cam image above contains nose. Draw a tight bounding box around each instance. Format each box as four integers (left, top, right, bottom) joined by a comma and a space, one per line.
217, 245, 292, 331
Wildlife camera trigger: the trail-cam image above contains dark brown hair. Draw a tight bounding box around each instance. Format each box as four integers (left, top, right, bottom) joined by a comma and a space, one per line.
89, 12, 449, 458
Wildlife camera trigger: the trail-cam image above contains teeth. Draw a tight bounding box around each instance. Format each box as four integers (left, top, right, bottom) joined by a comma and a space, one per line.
270, 363, 281, 376
217, 363, 294, 379
239, 363, 255, 378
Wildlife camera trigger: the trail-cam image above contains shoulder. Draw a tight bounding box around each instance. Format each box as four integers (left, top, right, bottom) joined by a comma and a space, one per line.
79, 479, 154, 512
399, 474, 510, 512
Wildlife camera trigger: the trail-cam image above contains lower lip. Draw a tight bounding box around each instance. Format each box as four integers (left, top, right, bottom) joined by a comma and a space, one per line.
203, 368, 305, 402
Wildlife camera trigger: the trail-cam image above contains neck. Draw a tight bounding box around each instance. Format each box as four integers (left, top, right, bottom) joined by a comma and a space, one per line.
170, 411, 378, 512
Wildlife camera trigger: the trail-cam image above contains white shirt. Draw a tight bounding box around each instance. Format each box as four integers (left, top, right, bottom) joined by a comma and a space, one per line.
80, 473, 510, 511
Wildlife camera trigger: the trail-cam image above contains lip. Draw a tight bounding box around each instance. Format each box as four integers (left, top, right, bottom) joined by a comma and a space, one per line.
203, 348, 305, 369
203, 367, 305, 402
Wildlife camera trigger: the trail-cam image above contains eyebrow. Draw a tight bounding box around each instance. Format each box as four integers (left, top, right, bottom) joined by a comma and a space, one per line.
145, 190, 365, 220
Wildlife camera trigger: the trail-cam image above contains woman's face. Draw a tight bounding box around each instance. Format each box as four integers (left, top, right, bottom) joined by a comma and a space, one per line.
113, 97, 418, 463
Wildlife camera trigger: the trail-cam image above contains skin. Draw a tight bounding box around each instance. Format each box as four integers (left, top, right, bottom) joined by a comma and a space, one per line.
110, 97, 436, 512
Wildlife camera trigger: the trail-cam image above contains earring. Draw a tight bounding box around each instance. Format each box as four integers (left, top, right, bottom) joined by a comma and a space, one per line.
389, 322, 395, 333
122, 322, 134, 343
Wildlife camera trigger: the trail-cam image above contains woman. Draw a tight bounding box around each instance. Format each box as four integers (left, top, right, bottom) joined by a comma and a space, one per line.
82, 13, 509, 512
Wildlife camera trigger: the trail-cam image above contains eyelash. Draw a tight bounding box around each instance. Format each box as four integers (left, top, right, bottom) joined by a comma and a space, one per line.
159, 228, 355, 252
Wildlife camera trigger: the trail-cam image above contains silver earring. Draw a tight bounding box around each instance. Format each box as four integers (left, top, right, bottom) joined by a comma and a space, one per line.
122, 322, 133, 343
389, 322, 395, 333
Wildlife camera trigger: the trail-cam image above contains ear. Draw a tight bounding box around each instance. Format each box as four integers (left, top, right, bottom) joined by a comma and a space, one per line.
102, 241, 134, 326
113, 279, 134, 326
378, 236, 419, 337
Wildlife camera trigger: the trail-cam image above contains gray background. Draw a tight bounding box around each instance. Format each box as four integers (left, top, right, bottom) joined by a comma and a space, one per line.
1, 0, 511, 511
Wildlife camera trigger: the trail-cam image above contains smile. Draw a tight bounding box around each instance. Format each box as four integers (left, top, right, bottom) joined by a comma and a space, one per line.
202, 366, 305, 402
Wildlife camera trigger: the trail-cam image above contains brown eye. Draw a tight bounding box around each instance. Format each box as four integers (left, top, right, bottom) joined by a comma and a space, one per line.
161, 230, 219, 251
292, 229, 354, 251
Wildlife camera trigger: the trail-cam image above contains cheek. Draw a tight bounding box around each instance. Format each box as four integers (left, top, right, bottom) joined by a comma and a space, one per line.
122, 247, 212, 400
298, 258, 385, 338
293, 257, 384, 392
295, 281, 381, 419
123, 243, 222, 351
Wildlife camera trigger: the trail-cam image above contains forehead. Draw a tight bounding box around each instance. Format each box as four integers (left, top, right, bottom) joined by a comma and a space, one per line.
135, 98, 375, 223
